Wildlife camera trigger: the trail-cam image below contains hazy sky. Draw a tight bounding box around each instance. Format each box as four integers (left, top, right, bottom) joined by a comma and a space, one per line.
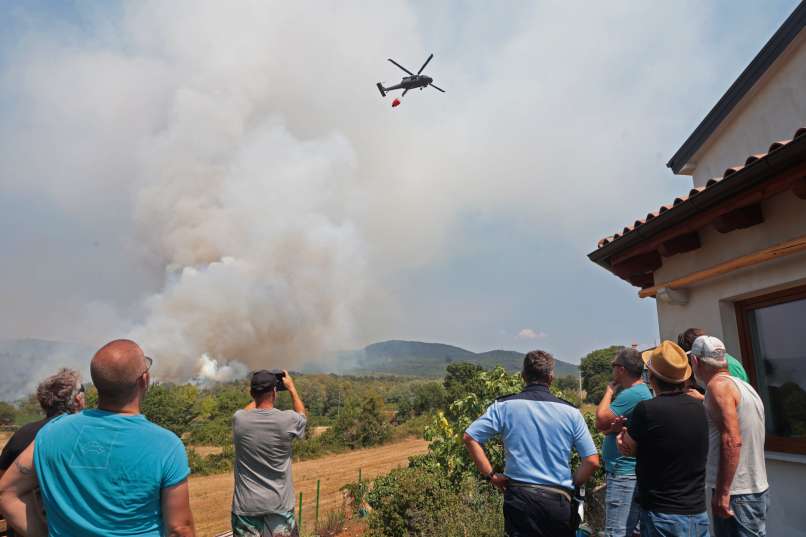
0, 1, 800, 372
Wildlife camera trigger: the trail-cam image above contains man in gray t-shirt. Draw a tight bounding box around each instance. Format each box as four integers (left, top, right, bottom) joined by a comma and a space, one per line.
231, 370, 307, 537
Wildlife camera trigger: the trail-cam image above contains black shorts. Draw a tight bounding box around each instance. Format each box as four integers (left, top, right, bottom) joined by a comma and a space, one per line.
503, 486, 576, 537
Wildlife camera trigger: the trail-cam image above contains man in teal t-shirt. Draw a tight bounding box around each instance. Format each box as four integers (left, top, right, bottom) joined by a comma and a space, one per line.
596, 348, 652, 537
724, 353, 749, 382
0, 340, 195, 537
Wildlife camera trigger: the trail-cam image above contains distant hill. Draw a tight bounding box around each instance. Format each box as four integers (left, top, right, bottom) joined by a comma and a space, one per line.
1, 338, 579, 401
317, 340, 578, 378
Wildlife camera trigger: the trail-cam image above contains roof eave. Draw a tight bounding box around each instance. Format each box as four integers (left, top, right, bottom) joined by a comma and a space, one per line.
666, 1, 806, 175
591, 132, 806, 269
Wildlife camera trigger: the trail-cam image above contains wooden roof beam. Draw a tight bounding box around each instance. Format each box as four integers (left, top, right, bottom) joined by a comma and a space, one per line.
639, 235, 806, 298
608, 164, 806, 267
611, 251, 662, 279
713, 203, 764, 233
658, 232, 701, 257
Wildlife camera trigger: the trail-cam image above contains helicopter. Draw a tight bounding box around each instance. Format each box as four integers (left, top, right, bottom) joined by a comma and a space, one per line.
376, 53, 445, 104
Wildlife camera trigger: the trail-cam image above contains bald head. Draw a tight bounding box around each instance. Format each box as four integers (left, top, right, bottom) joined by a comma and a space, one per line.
90, 339, 149, 407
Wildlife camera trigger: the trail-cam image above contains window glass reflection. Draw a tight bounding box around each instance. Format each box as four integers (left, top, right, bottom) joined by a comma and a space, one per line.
747, 296, 806, 438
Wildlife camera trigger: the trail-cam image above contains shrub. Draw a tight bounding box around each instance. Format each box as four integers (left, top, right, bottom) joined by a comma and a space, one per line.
330, 394, 391, 449
364, 467, 503, 537
187, 445, 234, 475
580, 346, 623, 403
0, 401, 15, 426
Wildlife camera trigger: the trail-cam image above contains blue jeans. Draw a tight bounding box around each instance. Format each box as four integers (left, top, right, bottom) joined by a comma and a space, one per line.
640, 510, 709, 537
712, 490, 769, 537
605, 473, 641, 537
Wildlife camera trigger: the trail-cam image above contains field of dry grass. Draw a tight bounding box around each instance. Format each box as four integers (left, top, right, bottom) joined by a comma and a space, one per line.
0, 430, 424, 536
190, 437, 428, 536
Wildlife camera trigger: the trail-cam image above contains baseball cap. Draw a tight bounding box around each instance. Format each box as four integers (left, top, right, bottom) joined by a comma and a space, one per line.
690, 335, 726, 359
250, 369, 278, 392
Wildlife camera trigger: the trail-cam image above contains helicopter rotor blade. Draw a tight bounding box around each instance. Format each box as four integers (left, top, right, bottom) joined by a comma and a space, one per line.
429, 83, 445, 93
417, 53, 434, 74
387, 58, 414, 76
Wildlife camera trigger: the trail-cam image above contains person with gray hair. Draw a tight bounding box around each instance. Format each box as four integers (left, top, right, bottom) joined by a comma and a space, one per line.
0, 339, 195, 537
0, 368, 85, 478
0, 368, 85, 537
463, 350, 600, 537
690, 335, 768, 537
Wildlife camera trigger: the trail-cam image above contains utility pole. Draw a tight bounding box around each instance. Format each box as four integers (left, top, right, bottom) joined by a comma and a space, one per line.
578, 369, 583, 396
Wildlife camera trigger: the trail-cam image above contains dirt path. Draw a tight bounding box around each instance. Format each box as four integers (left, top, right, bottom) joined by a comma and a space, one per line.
189, 437, 428, 536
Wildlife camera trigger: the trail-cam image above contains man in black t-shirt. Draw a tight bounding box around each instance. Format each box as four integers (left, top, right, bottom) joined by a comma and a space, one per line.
0, 368, 85, 537
618, 341, 709, 537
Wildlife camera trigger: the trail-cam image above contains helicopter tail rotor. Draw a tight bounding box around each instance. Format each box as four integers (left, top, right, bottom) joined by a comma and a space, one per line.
376, 83, 386, 97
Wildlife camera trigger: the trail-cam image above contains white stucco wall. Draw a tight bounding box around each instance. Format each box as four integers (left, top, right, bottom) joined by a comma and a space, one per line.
651, 190, 806, 535
687, 31, 806, 187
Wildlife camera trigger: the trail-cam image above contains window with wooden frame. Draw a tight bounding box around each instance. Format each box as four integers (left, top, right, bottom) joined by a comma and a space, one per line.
736, 284, 806, 454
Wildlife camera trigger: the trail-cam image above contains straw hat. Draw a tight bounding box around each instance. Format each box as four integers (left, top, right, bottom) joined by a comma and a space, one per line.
643, 340, 691, 383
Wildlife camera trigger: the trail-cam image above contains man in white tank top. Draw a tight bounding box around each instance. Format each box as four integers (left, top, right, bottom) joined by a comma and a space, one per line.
691, 336, 769, 537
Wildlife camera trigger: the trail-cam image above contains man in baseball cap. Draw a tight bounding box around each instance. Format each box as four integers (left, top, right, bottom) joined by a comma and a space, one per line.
690, 336, 768, 536
231, 370, 306, 537
678, 328, 748, 383
618, 341, 710, 537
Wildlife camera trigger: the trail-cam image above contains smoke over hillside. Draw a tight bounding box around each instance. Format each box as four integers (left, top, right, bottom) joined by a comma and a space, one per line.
0, 1, 763, 392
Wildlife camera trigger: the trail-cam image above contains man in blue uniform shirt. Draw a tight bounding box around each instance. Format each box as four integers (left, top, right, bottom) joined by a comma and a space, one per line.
464, 350, 600, 537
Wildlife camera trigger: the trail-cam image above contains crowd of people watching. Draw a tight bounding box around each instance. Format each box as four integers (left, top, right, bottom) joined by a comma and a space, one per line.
464, 328, 768, 537
0, 330, 769, 537
0, 339, 308, 537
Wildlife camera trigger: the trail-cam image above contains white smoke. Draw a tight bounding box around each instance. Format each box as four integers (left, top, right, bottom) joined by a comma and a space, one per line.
0, 1, 774, 392
196, 354, 249, 384
126, 114, 366, 379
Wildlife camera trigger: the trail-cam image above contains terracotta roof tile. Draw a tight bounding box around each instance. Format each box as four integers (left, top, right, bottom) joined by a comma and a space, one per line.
597, 126, 805, 249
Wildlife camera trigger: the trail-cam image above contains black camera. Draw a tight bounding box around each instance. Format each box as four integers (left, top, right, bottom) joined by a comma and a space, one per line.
269, 369, 287, 391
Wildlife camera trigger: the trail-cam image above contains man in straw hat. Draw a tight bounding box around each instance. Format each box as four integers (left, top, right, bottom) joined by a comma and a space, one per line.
690, 335, 768, 537
618, 341, 709, 537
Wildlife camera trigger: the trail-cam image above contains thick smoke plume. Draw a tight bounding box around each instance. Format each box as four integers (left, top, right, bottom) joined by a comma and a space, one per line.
127, 120, 366, 380
1, 1, 773, 396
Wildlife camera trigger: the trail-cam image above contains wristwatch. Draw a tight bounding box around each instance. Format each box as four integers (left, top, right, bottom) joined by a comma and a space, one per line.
485, 470, 496, 481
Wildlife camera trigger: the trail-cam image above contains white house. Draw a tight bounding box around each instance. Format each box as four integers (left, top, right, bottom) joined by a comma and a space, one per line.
589, 2, 806, 534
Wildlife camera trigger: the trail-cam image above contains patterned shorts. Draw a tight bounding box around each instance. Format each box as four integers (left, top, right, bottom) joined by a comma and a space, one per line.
231, 511, 299, 537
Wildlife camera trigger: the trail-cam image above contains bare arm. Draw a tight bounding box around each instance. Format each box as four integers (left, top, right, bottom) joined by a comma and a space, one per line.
0, 443, 47, 537
462, 433, 507, 491
617, 428, 637, 457
282, 371, 306, 417
708, 378, 742, 518
573, 454, 600, 487
161, 480, 195, 537
595, 383, 619, 432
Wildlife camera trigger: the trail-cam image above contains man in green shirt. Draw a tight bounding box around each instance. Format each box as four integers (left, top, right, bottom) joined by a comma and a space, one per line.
678, 328, 748, 382
596, 348, 653, 536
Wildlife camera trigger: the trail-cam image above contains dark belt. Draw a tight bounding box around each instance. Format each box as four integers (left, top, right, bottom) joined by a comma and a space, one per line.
507, 481, 573, 503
